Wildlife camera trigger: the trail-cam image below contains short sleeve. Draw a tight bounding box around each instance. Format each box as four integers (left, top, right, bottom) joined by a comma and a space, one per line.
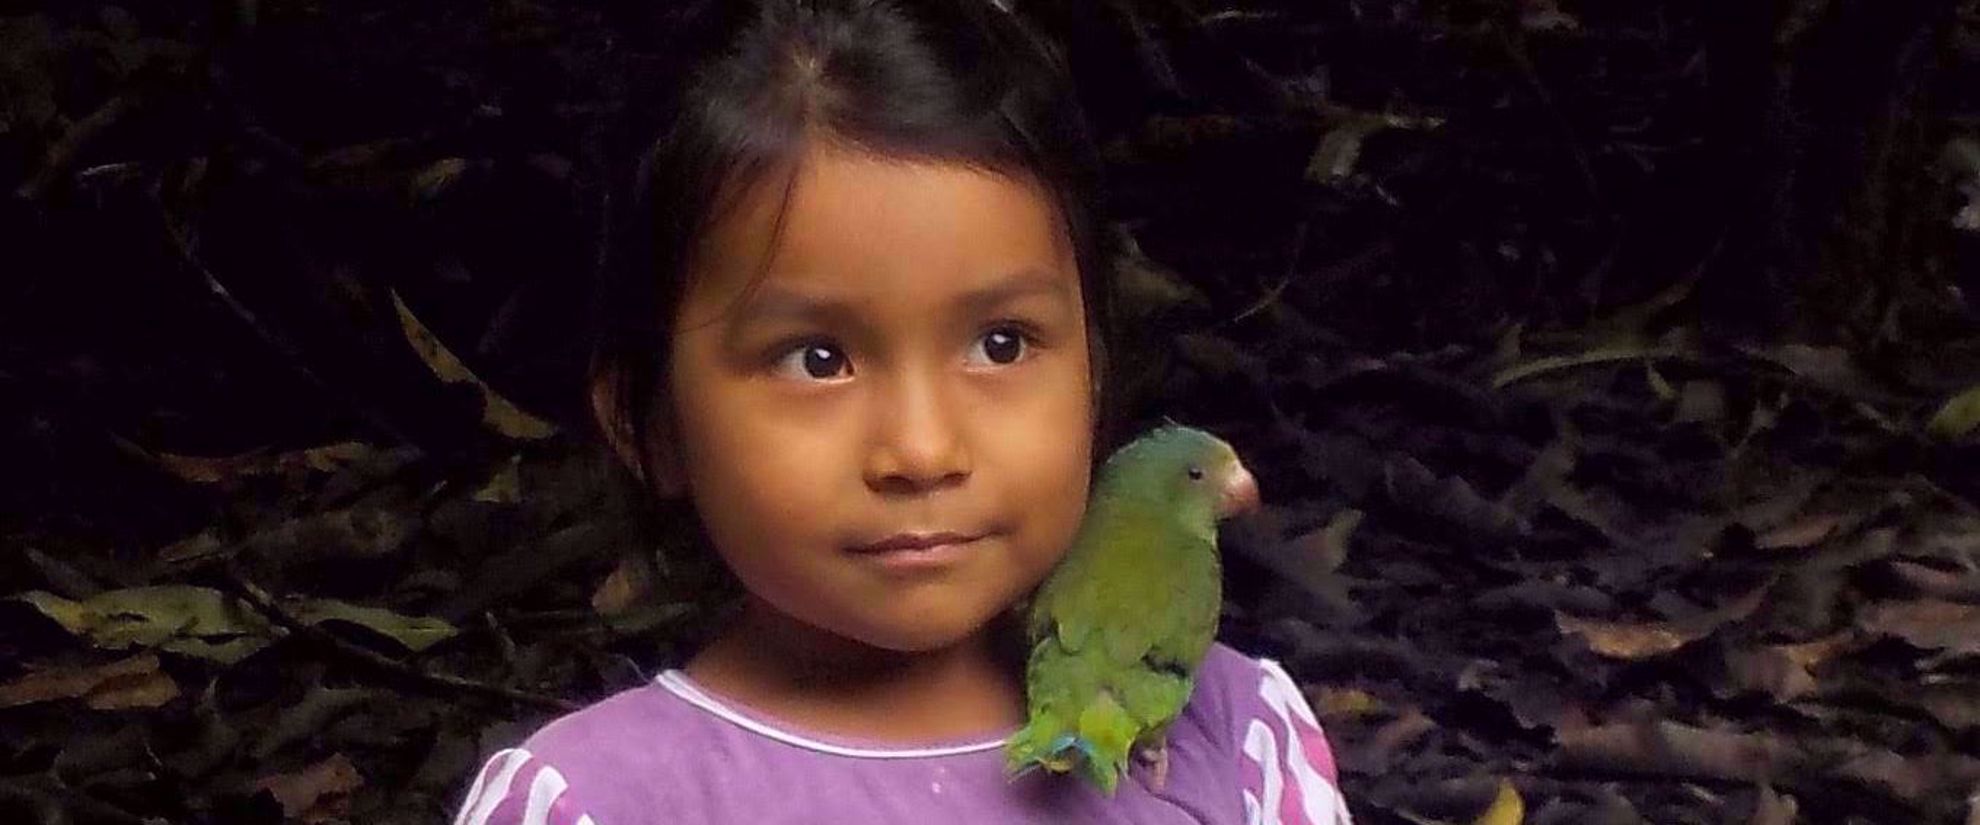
1234, 658, 1353, 825
453, 747, 602, 825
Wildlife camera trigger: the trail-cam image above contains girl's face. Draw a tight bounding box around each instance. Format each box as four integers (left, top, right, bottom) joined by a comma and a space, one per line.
661, 144, 1095, 654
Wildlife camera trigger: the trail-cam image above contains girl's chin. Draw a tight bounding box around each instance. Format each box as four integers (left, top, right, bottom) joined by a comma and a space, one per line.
844, 622, 984, 655
827, 609, 1020, 656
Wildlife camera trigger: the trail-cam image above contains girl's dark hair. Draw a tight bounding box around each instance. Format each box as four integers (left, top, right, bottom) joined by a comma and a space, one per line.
586, 0, 1126, 488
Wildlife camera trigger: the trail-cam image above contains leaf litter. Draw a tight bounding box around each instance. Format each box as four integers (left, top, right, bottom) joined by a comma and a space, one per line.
5, 1, 1980, 823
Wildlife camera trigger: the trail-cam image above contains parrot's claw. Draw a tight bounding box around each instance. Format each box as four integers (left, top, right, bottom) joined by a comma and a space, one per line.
1135, 742, 1170, 791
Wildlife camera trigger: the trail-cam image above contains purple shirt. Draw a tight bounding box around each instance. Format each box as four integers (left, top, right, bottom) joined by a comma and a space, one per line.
455, 643, 1351, 824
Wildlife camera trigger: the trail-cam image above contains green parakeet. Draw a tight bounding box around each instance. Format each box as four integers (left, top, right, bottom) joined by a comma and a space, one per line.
1005, 424, 1261, 795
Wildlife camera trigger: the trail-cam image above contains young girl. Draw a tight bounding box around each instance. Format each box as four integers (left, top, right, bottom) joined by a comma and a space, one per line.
456, 0, 1350, 821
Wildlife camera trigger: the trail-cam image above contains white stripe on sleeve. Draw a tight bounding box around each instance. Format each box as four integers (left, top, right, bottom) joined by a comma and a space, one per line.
458, 749, 531, 825
522, 759, 572, 825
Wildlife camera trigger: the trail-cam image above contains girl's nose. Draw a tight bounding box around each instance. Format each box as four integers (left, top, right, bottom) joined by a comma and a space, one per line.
863, 368, 971, 493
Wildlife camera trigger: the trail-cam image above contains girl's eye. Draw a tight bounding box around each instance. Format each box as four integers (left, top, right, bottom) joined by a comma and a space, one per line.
771, 341, 852, 381
768, 325, 1034, 382
966, 325, 1031, 367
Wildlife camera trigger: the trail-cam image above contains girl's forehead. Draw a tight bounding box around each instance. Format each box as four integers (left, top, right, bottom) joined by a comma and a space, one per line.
689, 146, 1076, 297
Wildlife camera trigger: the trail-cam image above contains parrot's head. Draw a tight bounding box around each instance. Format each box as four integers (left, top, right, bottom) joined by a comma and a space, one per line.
1100, 424, 1261, 526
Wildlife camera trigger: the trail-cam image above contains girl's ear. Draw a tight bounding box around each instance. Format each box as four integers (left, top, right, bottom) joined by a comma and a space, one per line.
587, 359, 690, 499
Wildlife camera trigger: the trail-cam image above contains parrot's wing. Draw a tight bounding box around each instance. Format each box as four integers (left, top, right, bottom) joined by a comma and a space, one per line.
1034, 504, 1221, 718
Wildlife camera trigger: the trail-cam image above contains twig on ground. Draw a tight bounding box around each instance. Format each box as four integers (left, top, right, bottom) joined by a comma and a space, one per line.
223, 565, 580, 713
17, 95, 136, 201
1227, 220, 1309, 325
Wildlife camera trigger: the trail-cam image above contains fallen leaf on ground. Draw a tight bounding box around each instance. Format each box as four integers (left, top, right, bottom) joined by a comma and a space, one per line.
12, 586, 272, 663
1774, 631, 1858, 670
0, 653, 174, 709
1556, 576, 1775, 660
1883, 558, 1980, 601
1719, 646, 1817, 703
256, 752, 363, 822
1309, 686, 1386, 719
289, 598, 458, 653
1909, 680, 1980, 732
1555, 614, 1694, 659
392, 289, 555, 440
1858, 600, 1980, 657
1555, 720, 1792, 784
83, 662, 181, 710
1471, 779, 1524, 825
1750, 785, 1796, 825
1926, 384, 1980, 441
1753, 513, 1841, 551
112, 438, 388, 484
12, 586, 457, 660
1364, 708, 1438, 771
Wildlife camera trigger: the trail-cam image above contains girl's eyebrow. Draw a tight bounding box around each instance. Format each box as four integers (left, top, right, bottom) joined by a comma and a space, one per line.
733, 268, 1074, 328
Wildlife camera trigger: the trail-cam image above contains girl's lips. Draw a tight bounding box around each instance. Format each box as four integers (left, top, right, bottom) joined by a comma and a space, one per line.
852, 531, 980, 553
848, 534, 985, 572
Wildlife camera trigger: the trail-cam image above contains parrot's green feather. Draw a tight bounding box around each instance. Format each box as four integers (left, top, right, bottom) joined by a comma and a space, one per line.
1005, 425, 1236, 795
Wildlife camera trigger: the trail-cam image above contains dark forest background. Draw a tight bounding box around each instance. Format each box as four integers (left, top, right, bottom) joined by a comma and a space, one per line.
6, 0, 1980, 822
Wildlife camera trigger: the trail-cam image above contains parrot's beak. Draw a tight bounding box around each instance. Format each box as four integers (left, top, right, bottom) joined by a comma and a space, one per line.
1215, 461, 1261, 519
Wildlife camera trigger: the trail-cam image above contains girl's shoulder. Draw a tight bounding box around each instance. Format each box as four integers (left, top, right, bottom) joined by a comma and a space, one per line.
1187, 642, 1352, 824
452, 677, 731, 825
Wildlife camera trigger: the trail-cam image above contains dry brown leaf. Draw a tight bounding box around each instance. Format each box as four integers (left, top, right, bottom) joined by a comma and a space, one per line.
591, 553, 655, 617
0, 654, 166, 708
111, 438, 383, 484
1858, 600, 1980, 656
1750, 785, 1797, 825
1555, 720, 1793, 784
160, 506, 415, 568
1365, 708, 1437, 770
1555, 614, 1695, 659
391, 289, 556, 441
1557, 575, 1775, 660
474, 454, 522, 504
1912, 680, 1980, 732
1722, 646, 1817, 703
1775, 631, 1859, 670
256, 752, 364, 822
1884, 559, 1980, 602
1561, 719, 1980, 810
1309, 686, 1385, 719
1290, 508, 1362, 576
83, 666, 181, 710
1830, 747, 1980, 806
1754, 513, 1842, 551
1520, 0, 1579, 31
410, 157, 470, 201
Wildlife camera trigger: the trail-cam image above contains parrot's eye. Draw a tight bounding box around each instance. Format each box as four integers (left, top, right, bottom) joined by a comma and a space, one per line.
1187, 467, 1204, 481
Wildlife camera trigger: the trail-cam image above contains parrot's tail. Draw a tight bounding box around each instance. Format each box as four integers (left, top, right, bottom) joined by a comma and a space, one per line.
1004, 713, 1081, 778
1004, 697, 1136, 795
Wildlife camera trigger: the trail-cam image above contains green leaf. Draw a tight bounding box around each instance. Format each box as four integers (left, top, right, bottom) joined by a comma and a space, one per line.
1471, 779, 1525, 825
289, 598, 458, 653
474, 454, 523, 504
409, 157, 470, 202
1305, 109, 1444, 183
12, 586, 274, 664
1926, 385, 1980, 442
1491, 345, 1684, 389
9, 586, 458, 660
391, 289, 556, 441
